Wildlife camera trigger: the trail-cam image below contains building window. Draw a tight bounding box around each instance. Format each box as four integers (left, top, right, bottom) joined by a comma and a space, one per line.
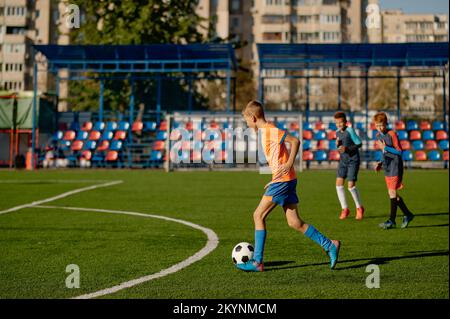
232, 17, 240, 28
231, 0, 240, 11
263, 32, 282, 41
36, 9, 40, 18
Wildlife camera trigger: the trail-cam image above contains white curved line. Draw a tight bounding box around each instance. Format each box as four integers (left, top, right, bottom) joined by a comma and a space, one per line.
34, 205, 219, 299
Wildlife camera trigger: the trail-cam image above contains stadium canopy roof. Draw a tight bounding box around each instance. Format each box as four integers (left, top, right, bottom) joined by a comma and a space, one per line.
33, 43, 237, 73
257, 42, 449, 70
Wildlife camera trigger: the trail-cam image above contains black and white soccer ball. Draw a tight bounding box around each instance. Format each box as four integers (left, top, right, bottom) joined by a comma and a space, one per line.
232, 242, 254, 265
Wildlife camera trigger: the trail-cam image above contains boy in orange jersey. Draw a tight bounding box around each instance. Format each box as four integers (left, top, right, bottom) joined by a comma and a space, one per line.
374, 112, 415, 230
236, 100, 340, 272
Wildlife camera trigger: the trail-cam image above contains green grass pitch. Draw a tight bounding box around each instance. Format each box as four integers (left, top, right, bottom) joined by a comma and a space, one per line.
0, 169, 448, 299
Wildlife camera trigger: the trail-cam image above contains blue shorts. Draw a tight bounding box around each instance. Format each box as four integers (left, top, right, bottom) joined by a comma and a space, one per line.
263, 179, 299, 207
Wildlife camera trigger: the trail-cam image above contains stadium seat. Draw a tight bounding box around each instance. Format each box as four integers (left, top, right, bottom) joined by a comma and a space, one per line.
81, 150, 92, 161
415, 151, 427, 161
438, 140, 449, 151
314, 131, 327, 141
422, 130, 435, 141
71, 140, 83, 152
412, 140, 424, 151
159, 121, 168, 131
144, 121, 156, 132
329, 140, 337, 150
93, 122, 105, 131
419, 121, 431, 131
329, 150, 340, 161
428, 150, 441, 161
303, 122, 314, 131
185, 121, 194, 131
276, 121, 287, 130
52, 131, 63, 142
302, 150, 313, 161
395, 120, 406, 130
83, 140, 97, 151
118, 121, 130, 131
289, 122, 300, 131
315, 121, 325, 130
425, 140, 438, 150
374, 151, 383, 162
113, 130, 127, 140
63, 130, 76, 141
106, 121, 118, 131
406, 120, 418, 131
402, 150, 413, 162
110, 140, 123, 151
60, 140, 71, 151
432, 121, 444, 131
314, 150, 327, 162
75, 131, 88, 141
316, 140, 328, 150
101, 131, 114, 141
156, 131, 167, 140
132, 121, 143, 132
327, 130, 336, 140
400, 140, 411, 150
106, 150, 118, 162
356, 122, 365, 131
209, 121, 219, 129
436, 130, 448, 141
150, 150, 163, 161
409, 130, 421, 141
69, 122, 80, 131
152, 141, 165, 151
302, 140, 311, 150
97, 140, 110, 151
88, 131, 101, 141
328, 122, 337, 131
303, 130, 313, 140
444, 150, 449, 161
81, 121, 93, 131
397, 130, 408, 141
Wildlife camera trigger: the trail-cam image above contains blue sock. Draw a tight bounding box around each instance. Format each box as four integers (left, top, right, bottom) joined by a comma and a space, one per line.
304, 225, 332, 251
254, 230, 266, 263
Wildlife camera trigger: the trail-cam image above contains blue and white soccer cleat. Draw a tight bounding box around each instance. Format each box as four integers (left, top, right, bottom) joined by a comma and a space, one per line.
236, 259, 264, 272
401, 214, 414, 229
379, 220, 396, 229
327, 240, 341, 270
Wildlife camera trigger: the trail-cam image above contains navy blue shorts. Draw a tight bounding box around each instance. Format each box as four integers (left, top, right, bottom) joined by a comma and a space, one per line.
263, 179, 299, 207
337, 160, 360, 181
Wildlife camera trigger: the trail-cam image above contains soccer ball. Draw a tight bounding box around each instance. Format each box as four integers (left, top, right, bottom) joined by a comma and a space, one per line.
232, 242, 254, 265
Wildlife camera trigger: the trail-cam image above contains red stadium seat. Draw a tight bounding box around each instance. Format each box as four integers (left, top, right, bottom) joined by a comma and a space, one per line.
419, 121, 431, 131
81, 150, 92, 160
302, 150, 314, 161
425, 140, 438, 150
316, 140, 327, 150
415, 151, 427, 161
88, 131, 101, 141
315, 121, 325, 130
113, 130, 127, 140
63, 130, 76, 141
97, 140, 110, 151
159, 121, 168, 131
289, 122, 300, 131
327, 130, 336, 140
303, 130, 313, 140
436, 130, 448, 141
71, 140, 83, 151
132, 121, 143, 132
209, 121, 219, 129
329, 150, 340, 161
400, 140, 411, 150
152, 141, 165, 151
444, 151, 449, 161
185, 121, 194, 131
409, 130, 421, 141
106, 151, 118, 161
395, 120, 406, 130
81, 121, 93, 131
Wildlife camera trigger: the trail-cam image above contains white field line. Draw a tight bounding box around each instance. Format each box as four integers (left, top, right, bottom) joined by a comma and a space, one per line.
35, 205, 219, 299
0, 180, 117, 184
0, 180, 123, 215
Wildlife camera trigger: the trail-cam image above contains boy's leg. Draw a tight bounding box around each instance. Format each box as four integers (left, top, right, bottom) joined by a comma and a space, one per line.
397, 196, 414, 228
283, 203, 341, 269
336, 178, 350, 219
380, 189, 398, 229
348, 180, 364, 220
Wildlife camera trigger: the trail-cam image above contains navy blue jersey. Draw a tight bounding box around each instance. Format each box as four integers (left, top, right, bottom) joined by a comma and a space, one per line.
376, 130, 403, 177
336, 127, 362, 160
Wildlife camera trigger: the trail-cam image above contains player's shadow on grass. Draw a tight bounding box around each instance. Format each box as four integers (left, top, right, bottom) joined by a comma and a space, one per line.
264, 261, 295, 267
363, 212, 449, 219
265, 250, 448, 272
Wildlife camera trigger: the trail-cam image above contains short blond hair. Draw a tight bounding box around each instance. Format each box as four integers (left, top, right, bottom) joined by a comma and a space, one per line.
373, 112, 388, 124
242, 100, 265, 119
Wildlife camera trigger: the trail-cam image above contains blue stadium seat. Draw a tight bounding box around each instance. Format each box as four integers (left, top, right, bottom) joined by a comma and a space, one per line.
329, 140, 337, 150
118, 121, 130, 131
76, 131, 88, 141
374, 150, 383, 162
303, 122, 314, 130
276, 121, 287, 130
328, 122, 337, 131
150, 150, 163, 161
406, 120, 418, 131
412, 140, 424, 151
156, 131, 167, 140
402, 150, 413, 161
314, 131, 327, 141
302, 140, 311, 150
93, 122, 105, 131
432, 121, 444, 131
52, 131, 63, 142
397, 130, 408, 141
144, 121, 157, 131
101, 131, 114, 141
439, 140, 449, 150
428, 150, 441, 161
314, 150, 327, 161
60, 140, 71, 151
106, 121, 118, 131
422, 130, 435, 141
356, 122, 365, 131
83, 140, 97, 151
110, 140, 123, 151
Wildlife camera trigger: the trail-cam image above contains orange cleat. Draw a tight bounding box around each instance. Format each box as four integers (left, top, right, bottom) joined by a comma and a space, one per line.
356, 206, 365, 220
339, 208, 350, 220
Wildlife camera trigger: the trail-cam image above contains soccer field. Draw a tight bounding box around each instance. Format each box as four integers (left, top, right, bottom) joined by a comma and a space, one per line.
0, 169, 448, 299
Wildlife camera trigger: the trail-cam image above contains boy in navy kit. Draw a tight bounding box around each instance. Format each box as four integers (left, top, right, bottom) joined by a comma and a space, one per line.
334, 112, 365, 220
374, 112, 414, 229
236, 100, 341, 272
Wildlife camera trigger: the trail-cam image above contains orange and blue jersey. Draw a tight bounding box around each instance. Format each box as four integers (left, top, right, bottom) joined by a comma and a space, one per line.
260, 122, 298, 206
376, 130, 404, 190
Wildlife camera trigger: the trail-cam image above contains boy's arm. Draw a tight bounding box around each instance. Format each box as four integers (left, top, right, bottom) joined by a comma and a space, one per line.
284, 133, 300, 168
345, 128, 362, 153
